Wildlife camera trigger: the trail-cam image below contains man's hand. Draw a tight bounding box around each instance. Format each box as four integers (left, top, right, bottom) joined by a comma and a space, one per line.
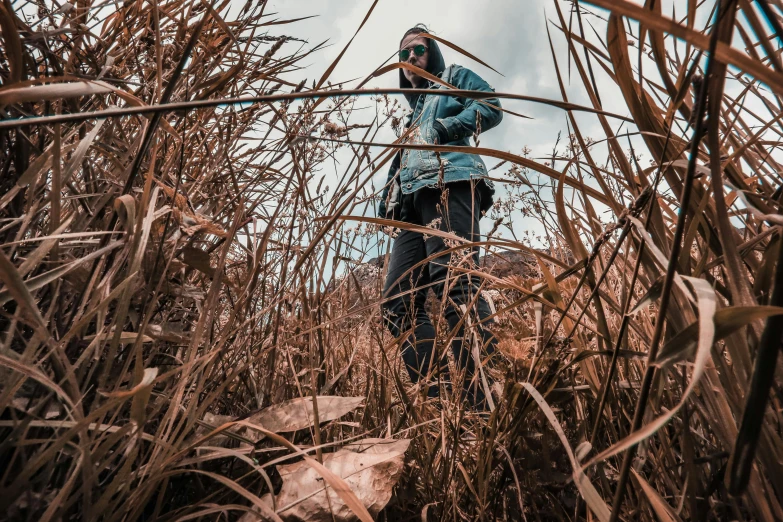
433, 120, 449, 144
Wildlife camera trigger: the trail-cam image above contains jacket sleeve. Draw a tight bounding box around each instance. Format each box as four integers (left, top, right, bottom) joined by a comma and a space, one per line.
435, 66, 503, 143
377, 150, 401, 218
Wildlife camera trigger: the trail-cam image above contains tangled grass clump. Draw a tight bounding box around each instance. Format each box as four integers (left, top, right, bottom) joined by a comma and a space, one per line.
1, 0, 783, 520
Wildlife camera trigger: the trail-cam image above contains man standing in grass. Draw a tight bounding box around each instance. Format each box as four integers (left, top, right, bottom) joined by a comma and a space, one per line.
378, 24, 503, 410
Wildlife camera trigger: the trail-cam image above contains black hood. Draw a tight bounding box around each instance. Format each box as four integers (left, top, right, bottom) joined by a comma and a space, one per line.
399, 37, 446, 107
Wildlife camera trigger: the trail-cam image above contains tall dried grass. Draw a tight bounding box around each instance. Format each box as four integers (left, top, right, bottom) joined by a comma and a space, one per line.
1, 0, 783, 520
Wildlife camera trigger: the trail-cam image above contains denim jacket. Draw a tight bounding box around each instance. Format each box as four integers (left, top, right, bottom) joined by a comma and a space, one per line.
378, 64, 503, 218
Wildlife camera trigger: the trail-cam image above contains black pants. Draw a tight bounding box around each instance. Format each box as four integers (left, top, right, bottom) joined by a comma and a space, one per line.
382, 181, 496, 408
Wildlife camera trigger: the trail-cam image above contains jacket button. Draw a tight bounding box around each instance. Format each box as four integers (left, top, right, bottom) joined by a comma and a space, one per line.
406, 183, 412, 189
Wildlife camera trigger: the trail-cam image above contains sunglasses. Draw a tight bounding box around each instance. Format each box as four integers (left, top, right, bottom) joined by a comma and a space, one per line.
399, 44, 427, 62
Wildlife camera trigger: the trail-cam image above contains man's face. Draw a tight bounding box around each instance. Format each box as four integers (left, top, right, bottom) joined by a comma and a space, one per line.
400, 34, 429, 87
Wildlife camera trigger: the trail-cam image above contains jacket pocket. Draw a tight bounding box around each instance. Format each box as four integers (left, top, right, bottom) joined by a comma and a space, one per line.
403, 125, 437, 177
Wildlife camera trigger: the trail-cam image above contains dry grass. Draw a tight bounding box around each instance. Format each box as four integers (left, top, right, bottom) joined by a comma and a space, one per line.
2, 0, 783, 520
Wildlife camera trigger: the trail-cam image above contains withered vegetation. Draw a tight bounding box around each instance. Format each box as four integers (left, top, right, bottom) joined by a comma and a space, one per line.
1, 0, 783, 520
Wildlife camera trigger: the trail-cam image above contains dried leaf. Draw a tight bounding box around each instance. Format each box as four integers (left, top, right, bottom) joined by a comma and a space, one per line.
656, 306, 783, 368
248, 396, 364, 437
0, 81, 113, 106
270, 438, 410, 522
181, 246, 214, 277
631, 469, 683, 522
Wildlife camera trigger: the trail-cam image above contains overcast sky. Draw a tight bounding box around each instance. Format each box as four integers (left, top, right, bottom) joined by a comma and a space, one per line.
258, 0, 746, 257
247, 0, 783, 279
254, 0, 661, 265
268, 0, 629, 156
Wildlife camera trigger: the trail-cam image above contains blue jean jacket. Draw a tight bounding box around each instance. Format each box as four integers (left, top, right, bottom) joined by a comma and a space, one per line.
378, 65, 503, 218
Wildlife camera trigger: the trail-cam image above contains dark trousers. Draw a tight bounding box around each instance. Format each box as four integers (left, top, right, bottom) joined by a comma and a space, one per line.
382, 181, 496, 408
